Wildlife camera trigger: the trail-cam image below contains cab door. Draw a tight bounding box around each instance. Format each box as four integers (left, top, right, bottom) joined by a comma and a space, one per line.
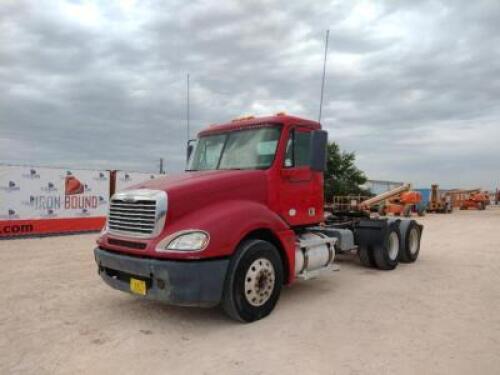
278, 127, 323, 226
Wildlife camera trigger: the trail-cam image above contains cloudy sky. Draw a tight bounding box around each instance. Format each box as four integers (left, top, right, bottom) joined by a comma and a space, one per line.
1, 0, 499, 189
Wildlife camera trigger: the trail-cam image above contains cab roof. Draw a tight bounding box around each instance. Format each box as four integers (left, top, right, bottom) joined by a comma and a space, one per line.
198, 114, 321, 136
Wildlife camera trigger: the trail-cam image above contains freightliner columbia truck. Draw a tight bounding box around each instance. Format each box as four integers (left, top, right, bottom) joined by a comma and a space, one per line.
94, 114, 423, 322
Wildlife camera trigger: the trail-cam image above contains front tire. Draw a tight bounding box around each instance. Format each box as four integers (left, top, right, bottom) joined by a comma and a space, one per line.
222, 239, 283, 322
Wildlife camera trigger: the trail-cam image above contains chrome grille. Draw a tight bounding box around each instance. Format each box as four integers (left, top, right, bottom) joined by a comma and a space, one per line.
107, 189, 167, 238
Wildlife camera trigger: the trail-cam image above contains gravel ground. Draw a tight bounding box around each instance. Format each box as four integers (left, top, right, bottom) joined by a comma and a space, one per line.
1, 207, 500, 375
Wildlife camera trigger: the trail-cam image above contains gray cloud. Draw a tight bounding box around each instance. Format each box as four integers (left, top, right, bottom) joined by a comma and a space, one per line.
0, 0, 499, 189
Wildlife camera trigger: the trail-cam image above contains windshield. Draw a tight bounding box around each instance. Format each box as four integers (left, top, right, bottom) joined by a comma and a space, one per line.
188, 126, 281, 171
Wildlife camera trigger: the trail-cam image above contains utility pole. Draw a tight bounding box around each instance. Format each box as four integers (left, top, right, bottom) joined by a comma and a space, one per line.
318, 29, 330, 124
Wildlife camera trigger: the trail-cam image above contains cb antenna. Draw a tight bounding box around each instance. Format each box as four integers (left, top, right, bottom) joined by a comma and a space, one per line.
318, 29, 330, 123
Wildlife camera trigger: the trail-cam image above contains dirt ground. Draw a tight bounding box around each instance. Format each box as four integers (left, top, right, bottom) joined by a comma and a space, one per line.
1, 207, 500, 375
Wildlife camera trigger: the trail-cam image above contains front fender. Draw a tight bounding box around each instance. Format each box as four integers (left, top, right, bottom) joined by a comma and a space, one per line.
152, 200, 293, 260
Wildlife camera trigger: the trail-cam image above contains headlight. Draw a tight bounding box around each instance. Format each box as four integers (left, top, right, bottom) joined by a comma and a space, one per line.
156, 230, 209, 252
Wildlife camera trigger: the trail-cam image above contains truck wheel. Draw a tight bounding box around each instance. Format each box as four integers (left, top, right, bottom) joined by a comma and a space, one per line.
399, 221, 422, 263
358, 245, 375, 267
403, 205, 412, 217
222, 239, 283, 323
373, 225, 400, 270
417, 206, 426, 216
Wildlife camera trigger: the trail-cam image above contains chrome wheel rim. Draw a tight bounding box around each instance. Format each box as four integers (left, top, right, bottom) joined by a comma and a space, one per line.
408, 228, 419, 255
388, 232, 399, 261
244, 258, 275, 307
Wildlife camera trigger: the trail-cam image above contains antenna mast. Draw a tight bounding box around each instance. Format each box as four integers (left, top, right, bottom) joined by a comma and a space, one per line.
318, 29, 330, 123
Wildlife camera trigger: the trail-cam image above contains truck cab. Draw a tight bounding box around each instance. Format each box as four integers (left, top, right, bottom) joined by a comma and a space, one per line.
95, 114, 423, 322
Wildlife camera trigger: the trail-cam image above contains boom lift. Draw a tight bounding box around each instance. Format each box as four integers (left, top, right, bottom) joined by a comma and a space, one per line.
460, 190, 489, 210
446, 188, 489, 210
358, 184, 424, 217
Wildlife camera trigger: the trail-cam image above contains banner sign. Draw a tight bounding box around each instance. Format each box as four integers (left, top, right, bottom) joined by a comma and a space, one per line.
115, 171, 160, 193
0, 165, 109, 237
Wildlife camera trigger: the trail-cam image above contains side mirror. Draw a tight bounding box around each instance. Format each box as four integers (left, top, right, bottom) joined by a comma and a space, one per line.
186, 139, 196, 163
310, 130, 328, 172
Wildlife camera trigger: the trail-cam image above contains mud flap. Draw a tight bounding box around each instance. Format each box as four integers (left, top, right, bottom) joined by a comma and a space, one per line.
353, 218, 396, 249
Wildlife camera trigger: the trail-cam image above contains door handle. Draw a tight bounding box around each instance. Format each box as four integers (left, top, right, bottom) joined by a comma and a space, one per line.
281, 168, 313, 182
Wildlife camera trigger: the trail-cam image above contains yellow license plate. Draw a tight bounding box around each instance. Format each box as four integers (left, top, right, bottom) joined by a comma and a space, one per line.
130, 278, 147, 295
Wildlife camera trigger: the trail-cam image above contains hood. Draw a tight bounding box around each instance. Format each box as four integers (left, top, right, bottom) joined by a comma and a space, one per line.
129, 170, 269, 221
130, 170, 265, 193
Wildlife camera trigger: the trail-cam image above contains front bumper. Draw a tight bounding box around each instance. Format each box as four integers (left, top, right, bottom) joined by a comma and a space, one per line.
94, 247, 229, 307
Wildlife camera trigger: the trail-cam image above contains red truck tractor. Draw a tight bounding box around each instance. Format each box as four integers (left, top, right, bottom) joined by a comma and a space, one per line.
94, 114, 424, 322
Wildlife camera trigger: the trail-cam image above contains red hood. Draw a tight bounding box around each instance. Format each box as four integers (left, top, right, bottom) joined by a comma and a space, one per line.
129, 170, 269, 221
129, 170, 264, 192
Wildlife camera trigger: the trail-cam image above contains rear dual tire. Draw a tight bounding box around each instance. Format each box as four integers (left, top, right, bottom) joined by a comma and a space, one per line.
358, 220, 422, 269
373, 228, 400, 270
358, 223, 401, 270
398, 221, 422, 263
358, 245, 375, 267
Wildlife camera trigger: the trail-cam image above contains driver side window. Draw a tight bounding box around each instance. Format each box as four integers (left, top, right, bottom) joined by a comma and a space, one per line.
284, 129, 311, 168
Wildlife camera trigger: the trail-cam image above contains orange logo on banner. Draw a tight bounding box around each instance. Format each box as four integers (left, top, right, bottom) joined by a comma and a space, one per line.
65, 176, 84, 195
